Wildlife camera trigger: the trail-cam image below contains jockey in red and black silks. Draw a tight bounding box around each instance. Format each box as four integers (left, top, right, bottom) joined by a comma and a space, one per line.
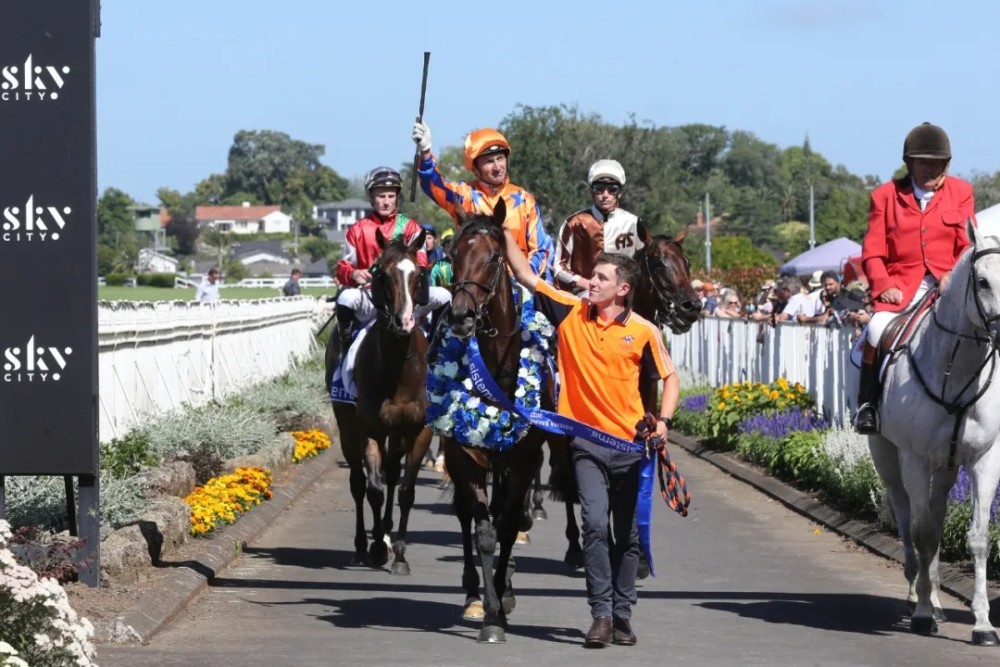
334, 166, 451, 359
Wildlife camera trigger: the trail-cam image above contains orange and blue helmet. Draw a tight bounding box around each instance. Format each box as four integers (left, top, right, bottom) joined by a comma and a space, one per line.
464, 128, 511, 172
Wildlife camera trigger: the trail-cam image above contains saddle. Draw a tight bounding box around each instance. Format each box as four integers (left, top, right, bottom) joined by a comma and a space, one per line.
876, 287, 938, 381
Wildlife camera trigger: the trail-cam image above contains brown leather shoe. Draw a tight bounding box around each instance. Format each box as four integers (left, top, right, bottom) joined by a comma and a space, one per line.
584, 616, 613, 648
612, 617, 637, 646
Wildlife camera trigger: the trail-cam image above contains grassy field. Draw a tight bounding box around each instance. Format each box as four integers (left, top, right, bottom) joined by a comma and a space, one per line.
98, 286, 336, 302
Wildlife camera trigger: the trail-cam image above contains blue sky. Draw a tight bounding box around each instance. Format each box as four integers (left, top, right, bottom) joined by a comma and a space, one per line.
97, 0, 1000, 205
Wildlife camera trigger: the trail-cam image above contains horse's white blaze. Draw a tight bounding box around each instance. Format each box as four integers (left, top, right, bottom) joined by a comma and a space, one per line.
396, 257, 417, 332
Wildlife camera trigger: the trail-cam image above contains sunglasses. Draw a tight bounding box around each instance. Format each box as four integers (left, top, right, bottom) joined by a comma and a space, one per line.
725, 300, 740, 306
591, 184, 621, 195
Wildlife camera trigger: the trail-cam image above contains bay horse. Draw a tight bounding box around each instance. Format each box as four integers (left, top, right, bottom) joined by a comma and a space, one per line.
537, 228, 702, 571
442, 198, 562, 643
869, 220, 1000, 644
323, 230, 433, 574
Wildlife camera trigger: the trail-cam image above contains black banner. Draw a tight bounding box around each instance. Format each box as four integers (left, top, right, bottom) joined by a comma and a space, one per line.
0, 1, 98, 474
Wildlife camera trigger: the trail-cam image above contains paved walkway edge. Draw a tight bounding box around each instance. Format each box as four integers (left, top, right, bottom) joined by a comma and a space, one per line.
669, 431, 990, 609
102, 451, 343, 644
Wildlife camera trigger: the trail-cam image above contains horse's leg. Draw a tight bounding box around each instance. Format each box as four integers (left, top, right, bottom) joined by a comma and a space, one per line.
967, 445, 1000, 645
531, 451, 547, 521
564, 501, 584, 569
335, 406, 368, 565
900, 453, 953, 635
463, 456, 503, 643
446, 440, 483, 621
363, 436, 390, 567
382, 434, 402, 542
391, 428, 432, 576
494, 452, 539, 624
868, 434, 919, 616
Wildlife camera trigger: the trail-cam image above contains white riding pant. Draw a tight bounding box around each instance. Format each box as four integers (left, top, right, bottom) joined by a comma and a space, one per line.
337, 285, 451, 325
866, 275, 935, 346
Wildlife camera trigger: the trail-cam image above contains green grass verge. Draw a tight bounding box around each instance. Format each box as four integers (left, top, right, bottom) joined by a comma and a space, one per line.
98, 286, 335, 302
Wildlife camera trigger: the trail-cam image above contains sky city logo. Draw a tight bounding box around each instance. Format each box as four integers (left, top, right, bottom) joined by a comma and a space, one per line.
1, 55, 71, 102
3, 336, 73, 383
2, 196, 70, 242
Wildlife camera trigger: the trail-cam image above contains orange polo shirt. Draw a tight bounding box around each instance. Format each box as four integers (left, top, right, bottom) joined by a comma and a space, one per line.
534, 280, 675, 441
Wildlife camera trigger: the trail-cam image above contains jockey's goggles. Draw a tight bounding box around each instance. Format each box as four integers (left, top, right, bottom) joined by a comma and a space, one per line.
591, 183, 621, 195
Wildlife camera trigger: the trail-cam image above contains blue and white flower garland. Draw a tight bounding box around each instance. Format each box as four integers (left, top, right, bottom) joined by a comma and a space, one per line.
426, 298, 554, 450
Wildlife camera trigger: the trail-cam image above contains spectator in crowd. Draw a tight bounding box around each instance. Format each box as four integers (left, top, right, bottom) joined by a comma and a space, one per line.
196, 267, 221, 303
701, 282, 718, 316
423, 225, 445, 265
430, 229, 454, 288
691, 279, 706, 307
797, 270, 843, 325
750, 278, 795, 323
714, 289, 743, 318
282, 268, 302, 297
832, 286, 872, 339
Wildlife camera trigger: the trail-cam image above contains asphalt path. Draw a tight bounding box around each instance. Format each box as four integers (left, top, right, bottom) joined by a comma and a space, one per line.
98, 443, 994, 666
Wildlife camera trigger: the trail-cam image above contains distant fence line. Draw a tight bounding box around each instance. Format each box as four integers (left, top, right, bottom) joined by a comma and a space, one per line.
665, 317, 859, 427
98, 297, 322, 442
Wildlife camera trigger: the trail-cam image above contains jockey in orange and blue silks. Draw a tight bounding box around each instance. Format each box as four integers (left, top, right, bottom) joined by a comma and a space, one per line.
411, 121, 553, 277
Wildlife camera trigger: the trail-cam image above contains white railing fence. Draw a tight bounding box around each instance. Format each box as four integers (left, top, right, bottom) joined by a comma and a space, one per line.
665, 318, 860, 427
98, 297, 322, 443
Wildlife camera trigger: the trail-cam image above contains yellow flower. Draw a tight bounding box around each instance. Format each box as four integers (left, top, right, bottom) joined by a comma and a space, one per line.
769, 390, 780, 400
717, 401, 726, 411
777, 378, 790, 390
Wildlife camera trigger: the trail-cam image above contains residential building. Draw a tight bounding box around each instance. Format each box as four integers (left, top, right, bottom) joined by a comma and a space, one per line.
314, 198, 371, 232
136, 248, 179, 274
196, 202, 293, 235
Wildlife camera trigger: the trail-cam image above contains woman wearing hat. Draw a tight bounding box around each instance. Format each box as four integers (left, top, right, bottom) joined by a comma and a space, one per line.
855, 122, 976, 433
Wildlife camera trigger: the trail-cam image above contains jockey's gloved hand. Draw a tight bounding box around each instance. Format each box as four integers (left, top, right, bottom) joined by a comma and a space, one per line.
412, 119, 432, 153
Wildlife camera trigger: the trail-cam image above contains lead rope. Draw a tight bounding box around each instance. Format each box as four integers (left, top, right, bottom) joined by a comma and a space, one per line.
639, 413, 691, 517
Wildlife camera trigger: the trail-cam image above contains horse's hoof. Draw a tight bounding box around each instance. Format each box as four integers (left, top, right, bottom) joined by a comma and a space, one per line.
462, 600, 485, 621
478, 626, 506, 643
350, 552, 368, 566
564, 550, 585, 570
531, 507, 548, 521
383, 534, 392, 549
515, 531, 531, 545
972, 630, 1000, 646
636, 559, 650, 581
906, 600, 916, 617
369, 541, 390, 567
933, 607, 948, 624
390, 561, 411, 576
910, 616, 938, 635
502, 590, 516, 616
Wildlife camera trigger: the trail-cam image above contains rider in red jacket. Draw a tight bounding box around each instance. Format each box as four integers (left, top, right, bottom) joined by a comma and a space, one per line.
334, 166, 451, 357
855, 123, 976, 433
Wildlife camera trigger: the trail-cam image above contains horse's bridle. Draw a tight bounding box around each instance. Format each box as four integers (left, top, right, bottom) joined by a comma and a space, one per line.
907, 245, 1000, 468
451, 250, 520, 338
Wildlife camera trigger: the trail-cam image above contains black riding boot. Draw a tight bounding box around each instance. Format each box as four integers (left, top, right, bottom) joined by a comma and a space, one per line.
854, 341, 880, 434
335, 304, 356, 366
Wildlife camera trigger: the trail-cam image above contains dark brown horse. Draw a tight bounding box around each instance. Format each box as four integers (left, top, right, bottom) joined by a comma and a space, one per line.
323, 230, 433, 574
441, 198, 564, 643
538, 228, 702, 571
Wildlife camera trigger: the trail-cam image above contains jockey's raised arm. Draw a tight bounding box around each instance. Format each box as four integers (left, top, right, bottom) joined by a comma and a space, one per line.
413, 120, 551, 276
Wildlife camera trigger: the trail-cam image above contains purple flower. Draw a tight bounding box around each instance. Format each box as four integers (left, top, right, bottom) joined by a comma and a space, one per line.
681, 393, 710, 413
947, 467, 1000, 522
737, 408, 830, 440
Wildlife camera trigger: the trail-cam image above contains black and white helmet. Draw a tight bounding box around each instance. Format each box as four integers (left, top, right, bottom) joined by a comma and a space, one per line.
364, 166, 402, 194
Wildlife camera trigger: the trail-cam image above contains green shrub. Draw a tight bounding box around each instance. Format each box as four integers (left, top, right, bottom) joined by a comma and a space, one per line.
104, 272, 129, 286
136, 272, 176, 288
146, 403, 277, 462
100, 430, 159, 478
705, 378, 815, 449
768, 430, 828, 487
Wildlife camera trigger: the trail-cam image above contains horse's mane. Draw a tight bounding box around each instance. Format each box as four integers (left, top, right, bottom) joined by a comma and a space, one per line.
454, 214, 504, 248
376, 236, 417, 268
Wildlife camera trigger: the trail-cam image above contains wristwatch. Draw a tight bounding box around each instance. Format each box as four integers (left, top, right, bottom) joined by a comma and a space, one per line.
658, 416, 673, 429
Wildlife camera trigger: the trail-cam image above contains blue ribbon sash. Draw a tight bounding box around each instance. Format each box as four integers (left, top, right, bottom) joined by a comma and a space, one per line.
467, 337, 657, 576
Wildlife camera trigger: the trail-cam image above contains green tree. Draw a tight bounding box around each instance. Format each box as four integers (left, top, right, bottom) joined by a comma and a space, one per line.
164, 211, 201, 256
971, 170, 1000, 210
97, 187, 139, 273
399, 144, 468, 229
774, 221, 811, 258
301, 236, 336, 263
200, 225, 232, 269
687, 233, 778, 272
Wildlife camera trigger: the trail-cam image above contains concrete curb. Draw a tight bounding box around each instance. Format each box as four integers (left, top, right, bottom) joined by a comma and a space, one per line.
668, 431, 993, 608
102, 449, 342, 644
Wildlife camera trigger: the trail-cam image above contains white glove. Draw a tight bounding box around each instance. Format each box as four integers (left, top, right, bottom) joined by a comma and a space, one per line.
412, 119, 432, 153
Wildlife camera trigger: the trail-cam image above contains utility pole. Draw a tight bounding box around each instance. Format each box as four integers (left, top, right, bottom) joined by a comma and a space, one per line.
808, 183, 815, 249
704, 192, 712, 273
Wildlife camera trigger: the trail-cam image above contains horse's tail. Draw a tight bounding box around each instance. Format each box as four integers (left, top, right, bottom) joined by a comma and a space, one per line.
545, 435, 579, 504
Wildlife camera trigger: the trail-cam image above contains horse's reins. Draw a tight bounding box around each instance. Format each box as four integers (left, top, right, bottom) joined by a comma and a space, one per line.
906, 246, 1000, 469
641, 241, 689, 329
451, 247, 523, 339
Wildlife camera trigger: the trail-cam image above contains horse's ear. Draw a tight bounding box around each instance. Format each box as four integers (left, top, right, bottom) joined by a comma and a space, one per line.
375, 228, 388, 250
637, 219, 652, 246
967, 216, 980, 247
674, 228, 688, 244
492, 197, 507, 228
409, 229, 427, 254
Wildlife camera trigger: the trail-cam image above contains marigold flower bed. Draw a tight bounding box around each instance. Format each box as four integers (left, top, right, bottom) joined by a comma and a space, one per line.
184, 466, 273, 537
291, 429, 332, 463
